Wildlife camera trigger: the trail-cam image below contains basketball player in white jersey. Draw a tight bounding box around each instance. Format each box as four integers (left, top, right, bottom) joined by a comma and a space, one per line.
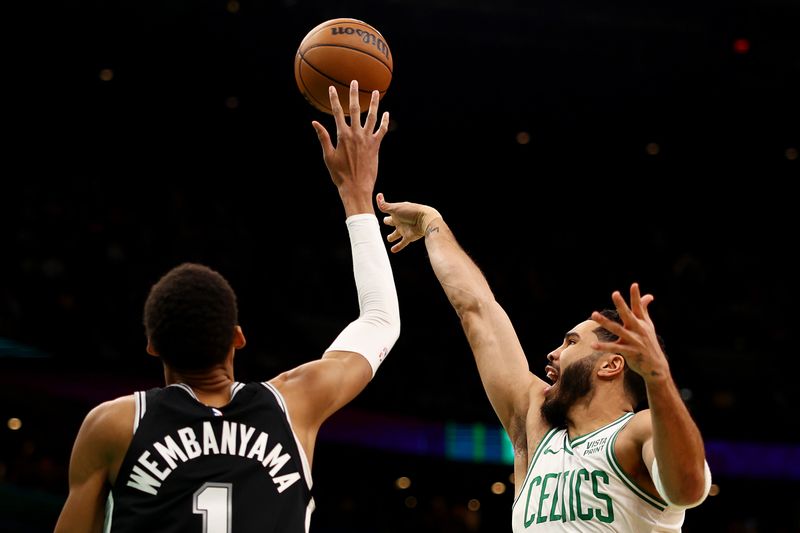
377, 196, 712, 531
54, 81, 400, 533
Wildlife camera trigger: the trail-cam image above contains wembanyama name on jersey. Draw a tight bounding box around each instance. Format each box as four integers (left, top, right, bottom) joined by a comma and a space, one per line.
126, 419, 302, 496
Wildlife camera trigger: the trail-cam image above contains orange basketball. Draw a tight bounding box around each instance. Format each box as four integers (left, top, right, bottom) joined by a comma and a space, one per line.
294, 18, 393, 115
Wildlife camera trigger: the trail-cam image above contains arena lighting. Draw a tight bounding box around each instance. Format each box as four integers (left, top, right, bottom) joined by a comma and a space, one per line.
445, 422, 515, 464
491, 482, 506, 495
0, 338, 49, 358
733, 38, 750, 54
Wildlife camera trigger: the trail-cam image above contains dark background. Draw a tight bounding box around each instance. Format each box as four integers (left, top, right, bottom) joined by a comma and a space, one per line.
2, 0, 799, 531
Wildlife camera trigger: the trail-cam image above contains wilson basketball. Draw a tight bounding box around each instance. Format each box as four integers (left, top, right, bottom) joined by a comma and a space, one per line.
294, 18, 393, 115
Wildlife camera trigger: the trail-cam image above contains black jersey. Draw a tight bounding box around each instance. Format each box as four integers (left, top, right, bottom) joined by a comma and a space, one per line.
106, 382, 314, 533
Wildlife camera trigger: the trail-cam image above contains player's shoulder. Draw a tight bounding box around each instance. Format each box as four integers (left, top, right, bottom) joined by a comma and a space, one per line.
267, 357, 338, 387
617, 408, 653, 445
87, 393, 135, 417
81, 394, 136, 443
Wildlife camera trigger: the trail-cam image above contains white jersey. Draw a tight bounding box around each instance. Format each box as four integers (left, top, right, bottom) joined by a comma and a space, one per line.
512, 412, 685, 532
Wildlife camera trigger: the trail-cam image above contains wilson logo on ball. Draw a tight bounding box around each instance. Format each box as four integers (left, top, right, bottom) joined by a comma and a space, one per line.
330, 26, 391, 60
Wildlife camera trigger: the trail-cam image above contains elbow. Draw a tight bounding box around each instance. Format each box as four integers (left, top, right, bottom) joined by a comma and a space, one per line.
655, 459, 712, 509
671, 470, 708, 507
360, 306, 400, 348
452, 291, 491, 320
383, 313, 401, 355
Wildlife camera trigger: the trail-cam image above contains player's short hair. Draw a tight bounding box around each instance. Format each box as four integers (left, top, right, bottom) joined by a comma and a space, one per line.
143, 263, 238, 371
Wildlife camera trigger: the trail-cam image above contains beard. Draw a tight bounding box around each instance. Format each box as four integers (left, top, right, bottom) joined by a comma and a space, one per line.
540, 352, 602, 428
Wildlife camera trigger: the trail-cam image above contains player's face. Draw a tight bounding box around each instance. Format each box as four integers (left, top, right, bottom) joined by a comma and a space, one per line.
544, 319, 602, 385
540, 319, 604, 427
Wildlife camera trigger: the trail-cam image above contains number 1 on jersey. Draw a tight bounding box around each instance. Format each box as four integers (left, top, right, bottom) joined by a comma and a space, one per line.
193, 482, 233, 533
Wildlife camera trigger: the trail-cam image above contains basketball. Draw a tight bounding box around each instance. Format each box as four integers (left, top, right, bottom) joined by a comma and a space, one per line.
294, 18, 393, 115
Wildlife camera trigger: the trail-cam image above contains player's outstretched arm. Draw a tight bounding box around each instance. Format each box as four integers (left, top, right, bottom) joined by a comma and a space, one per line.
270, 81, 399, 463
378, 196, 544, 446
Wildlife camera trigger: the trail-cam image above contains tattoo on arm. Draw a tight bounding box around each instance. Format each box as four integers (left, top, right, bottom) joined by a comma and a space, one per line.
638, 354, 662, 378
426, 225, 440, 237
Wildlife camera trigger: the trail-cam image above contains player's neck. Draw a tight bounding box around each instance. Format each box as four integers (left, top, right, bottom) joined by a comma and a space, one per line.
164, 364, 236, 408
565, 385, 631, 440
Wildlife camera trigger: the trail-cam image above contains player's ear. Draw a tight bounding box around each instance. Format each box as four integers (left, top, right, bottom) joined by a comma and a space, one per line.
233, 325, 246, 350
146, 338, 158, 357
598, 353, 625, 379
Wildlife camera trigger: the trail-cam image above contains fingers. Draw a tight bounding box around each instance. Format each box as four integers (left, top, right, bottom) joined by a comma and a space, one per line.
364, 90, 379, 133
386, 226, 408, 253
630, 283, 643, 318
591, 341, 618, 353
627, 282, 655, 323
363, 86, 390, 140
611, 290, 637, 324
590, 312, 629, 355
311, 120, 333, 157
376, 193, 394, 214
390, 239, 410, 254
641, 293, 654, 321
329, 85, 347, 134
591, 311, 626, 337
349, 80, 360, 121
590, 312, 624, 351
375, 111, 390, 141
379, 194, 404, 253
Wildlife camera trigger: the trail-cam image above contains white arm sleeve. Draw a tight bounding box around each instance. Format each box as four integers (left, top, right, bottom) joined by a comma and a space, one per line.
649, 457, 712, 509
325, 213, 400, 377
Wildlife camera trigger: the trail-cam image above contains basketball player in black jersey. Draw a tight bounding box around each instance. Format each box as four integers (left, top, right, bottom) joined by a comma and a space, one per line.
54, 81, 400, 533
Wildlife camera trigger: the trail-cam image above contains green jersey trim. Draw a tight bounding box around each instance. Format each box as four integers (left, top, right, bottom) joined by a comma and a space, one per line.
568, 411, 634, 449
606, 418, 668, 511
512, 427, 561, 510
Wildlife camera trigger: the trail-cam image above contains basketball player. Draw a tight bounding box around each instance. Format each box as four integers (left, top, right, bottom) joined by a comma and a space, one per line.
376, 196, 712, 531
54, 81, 399, 533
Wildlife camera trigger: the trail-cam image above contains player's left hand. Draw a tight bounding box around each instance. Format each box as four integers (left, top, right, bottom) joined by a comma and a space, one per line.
591, 282, 671, 382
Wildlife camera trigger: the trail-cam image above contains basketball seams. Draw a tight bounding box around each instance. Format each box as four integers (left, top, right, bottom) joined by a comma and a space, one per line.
297, 66, 344, 113
298, 44, 393, 74
297, 61, 386, 112
299, 57, 389, 91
